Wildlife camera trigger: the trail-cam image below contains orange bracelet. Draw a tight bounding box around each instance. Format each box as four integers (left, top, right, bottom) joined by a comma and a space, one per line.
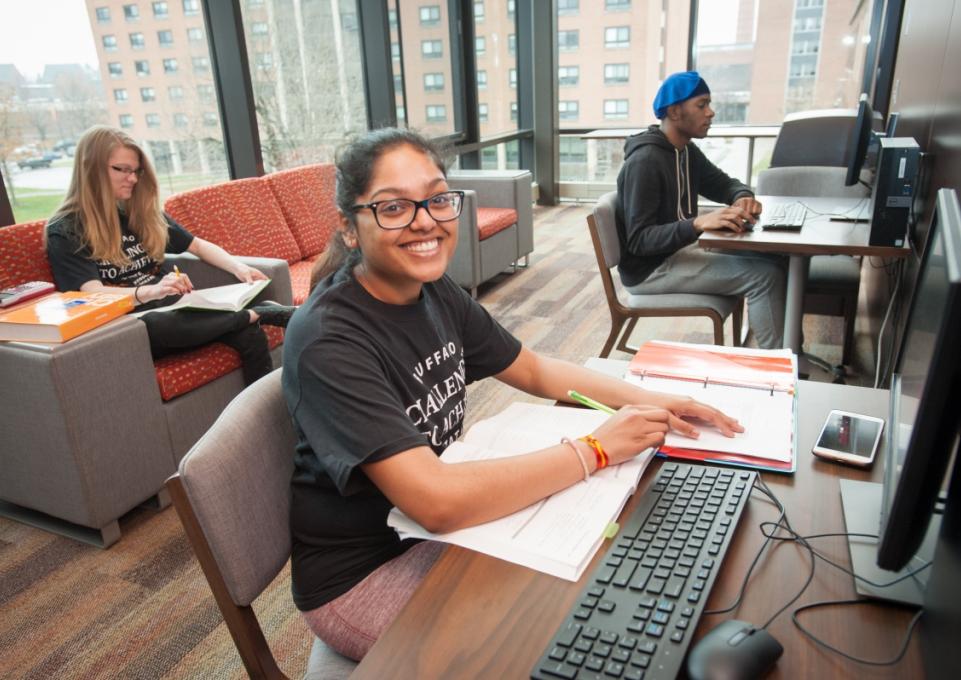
579, 434, 609, 470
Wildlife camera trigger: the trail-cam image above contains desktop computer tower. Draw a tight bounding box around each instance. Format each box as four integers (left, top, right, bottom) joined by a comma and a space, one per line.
868, 137, 920, 247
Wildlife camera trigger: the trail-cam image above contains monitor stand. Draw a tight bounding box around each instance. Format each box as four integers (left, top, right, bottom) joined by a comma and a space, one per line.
838, 479, 941, 606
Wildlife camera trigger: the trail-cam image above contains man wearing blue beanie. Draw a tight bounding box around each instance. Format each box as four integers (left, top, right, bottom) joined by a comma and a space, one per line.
614, 71, 786, 348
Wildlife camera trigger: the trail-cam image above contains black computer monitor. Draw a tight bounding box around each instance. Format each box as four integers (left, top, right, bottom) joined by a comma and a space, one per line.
884, 111, 900, 138
844, 94, 875, 186
876, 187, 961, 571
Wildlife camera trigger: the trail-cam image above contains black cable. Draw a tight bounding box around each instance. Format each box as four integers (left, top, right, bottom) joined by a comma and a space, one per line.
792, 600, 924, 666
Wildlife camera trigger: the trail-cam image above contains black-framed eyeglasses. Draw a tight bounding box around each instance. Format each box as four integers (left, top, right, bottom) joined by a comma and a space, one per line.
109, 165, 144, 178
351, 190, 465, 230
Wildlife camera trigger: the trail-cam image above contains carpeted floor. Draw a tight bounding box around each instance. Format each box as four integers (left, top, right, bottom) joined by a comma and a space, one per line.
0, 202, 876, 679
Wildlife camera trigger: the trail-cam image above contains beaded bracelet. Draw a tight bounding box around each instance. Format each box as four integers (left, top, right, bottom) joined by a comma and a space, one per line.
579, 434, 609, 470
561, 437, 590, 482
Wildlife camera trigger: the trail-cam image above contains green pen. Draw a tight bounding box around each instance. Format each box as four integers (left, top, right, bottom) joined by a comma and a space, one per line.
568, 390, 616, 415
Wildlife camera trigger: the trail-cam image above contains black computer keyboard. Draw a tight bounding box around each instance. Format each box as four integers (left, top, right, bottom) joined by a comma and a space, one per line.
531, 462, 757, 680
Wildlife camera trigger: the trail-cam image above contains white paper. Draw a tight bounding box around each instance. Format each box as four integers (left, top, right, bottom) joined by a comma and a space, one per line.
130, 280, 269, 317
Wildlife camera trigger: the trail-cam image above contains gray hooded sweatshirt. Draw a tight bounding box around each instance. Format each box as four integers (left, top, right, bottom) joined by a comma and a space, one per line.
614, 125, 754, 287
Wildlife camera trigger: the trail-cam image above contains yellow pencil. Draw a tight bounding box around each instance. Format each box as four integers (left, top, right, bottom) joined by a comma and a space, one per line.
174, 265, 182, 279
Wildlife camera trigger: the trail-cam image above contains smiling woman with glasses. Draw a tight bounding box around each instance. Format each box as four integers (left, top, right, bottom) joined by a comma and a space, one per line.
284, 127, 743, 662
44, 125, 294, 386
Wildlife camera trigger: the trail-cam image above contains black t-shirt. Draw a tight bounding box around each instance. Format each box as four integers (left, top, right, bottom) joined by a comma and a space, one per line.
45, 211, 194, 292
282, 264, 522, 611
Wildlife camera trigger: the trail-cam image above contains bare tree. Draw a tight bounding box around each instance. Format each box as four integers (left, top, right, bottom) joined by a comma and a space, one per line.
0, 87, 23, 206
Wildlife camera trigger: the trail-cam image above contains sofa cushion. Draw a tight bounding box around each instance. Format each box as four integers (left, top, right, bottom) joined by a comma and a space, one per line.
153, 326, 284, 401
289, 255, 322, 305
0, 221, 55, 289
265, 164, 338, 259
164, 177, 303, 265
477, 208, 517, 241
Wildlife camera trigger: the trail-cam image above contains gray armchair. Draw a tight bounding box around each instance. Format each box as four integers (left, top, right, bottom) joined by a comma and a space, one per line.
0, 254, 292, 547
446, 170, 534, 297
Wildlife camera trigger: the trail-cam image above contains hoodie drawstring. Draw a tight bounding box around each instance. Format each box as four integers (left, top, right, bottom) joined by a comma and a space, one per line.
674, 147, 693, 221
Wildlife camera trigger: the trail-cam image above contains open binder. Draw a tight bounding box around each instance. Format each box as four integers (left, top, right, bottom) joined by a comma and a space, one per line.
627, 340, 798, 473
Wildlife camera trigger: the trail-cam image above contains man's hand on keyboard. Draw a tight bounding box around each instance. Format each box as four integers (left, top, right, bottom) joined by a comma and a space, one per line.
693, 205, 756, 233
733, 195, 763, 218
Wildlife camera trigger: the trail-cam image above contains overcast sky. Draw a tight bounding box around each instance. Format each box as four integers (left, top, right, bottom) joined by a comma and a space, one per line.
0, 1, 99, 79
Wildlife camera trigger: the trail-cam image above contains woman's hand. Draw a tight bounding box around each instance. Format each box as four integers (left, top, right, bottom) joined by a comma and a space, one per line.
233, 263, 267, 283
589, 406, 672, 466
655, 395, 744, 439
142, 271, 192, 301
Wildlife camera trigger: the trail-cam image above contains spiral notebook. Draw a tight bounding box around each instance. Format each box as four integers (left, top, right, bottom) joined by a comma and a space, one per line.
626, 340, 798, 473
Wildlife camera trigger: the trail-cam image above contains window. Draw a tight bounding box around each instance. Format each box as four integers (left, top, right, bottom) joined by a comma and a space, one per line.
478, 103, 489, 121
789, 62, 817, 78
129, 32, 145, 49
423, 73, 445, 91
168, 85, 184, 100
425, 104, 447, 122
163, 58, 178, 73
255, 52, 272, 70
796, 16, 822, 32
251, 22, 269, 36
419, 5, 441, 26
508, 34, 516, 55
421, 40, 443, 58
475, 36, 486, 56
477, 70, 488, 88
119, 114, 134, 128
388, 8, 398, 28
248, 0, 265, 6
558, 100, 579, 120
158, 30, 174, 46
558, 65, 579, 86
123, 4, 140, 20
605, 26, 630, 48
510, 101, 518, 121
187, 27, 204, 42
113, 88, 128, 102
558, 30, 579, 51
393, 74, 403, 92
604, 63, 629, 84
103, 35, 118, 50
192, 56, 210, 73
558, 0, 578, 14
108, 62, 123, 78
183, 0, 200, 15
391, 42, 400, 60
96, 7, 110, 22
507, 0, 515, 19
134, 60, 150, 76
174, 113, 188, 128
605, 0, 630, 8
509, 68, 517, 88
152, 2, 168, 18
197, 84, 215, 102
203, 112, 218, 127
473, 1, 485, 21
793, 40, 818, 55
146, 113, 161, 128
604, 98, 629, 119
140, 87, 156, 102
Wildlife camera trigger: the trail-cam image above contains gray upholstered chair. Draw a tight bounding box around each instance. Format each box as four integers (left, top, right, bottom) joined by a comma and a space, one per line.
166, 369, 355, 680
756, 166, 870, 364
589, 191, 743, 357
446, 170, 534, 297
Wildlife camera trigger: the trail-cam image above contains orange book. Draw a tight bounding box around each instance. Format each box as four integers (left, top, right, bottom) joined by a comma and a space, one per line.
0, 291, 134, 343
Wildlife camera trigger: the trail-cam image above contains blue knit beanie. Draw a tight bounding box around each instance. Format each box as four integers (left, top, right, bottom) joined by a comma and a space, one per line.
653, 71, 711, 119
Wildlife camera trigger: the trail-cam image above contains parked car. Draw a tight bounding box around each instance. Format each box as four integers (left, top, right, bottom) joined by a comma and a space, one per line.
17, 153, 57, 170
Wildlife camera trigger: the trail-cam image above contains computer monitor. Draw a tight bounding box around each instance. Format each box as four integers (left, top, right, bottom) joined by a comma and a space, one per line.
877, 187, 961, 571
844, 94, 875, 186
884, 111, 900, 139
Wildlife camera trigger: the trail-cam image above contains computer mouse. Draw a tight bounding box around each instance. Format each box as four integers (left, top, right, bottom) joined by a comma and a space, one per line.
685, 619, 783, 680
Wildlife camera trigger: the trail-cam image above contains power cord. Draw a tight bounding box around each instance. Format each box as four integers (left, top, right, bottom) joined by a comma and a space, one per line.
705, 476, 925, 665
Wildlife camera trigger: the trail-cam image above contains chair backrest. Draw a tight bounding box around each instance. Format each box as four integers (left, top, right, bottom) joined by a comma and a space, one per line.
589, 191, 622, 269
756, 166, 869, 199
167, 369, 296, 679
265, 164, 338, 259
770, 108, 883, 168
0, 220, 55, 289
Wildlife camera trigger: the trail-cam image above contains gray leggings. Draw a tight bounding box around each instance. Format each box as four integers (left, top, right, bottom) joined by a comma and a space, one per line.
625, 245, 788, 349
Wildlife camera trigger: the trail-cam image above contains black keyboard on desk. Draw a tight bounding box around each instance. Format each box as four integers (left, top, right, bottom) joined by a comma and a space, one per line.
531, 462, 757, 680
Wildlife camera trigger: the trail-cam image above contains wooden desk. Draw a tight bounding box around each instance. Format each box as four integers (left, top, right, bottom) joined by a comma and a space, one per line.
353, 381, 924, 679
698, 195, 911, 352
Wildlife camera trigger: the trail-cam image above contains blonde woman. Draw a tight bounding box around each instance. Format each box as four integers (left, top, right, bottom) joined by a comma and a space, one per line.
45, 125, 293, 384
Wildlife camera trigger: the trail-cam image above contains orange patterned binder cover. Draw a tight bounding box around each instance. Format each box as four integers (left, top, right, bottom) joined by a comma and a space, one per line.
0, 291, 133, 343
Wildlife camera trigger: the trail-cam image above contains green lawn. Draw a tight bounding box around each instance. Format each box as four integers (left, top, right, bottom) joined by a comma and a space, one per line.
9, 190, 65, 223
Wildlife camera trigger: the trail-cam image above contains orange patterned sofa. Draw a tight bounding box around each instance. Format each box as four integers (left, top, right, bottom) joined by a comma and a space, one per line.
0, 216, 291, 546
165, 164, 338, 305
